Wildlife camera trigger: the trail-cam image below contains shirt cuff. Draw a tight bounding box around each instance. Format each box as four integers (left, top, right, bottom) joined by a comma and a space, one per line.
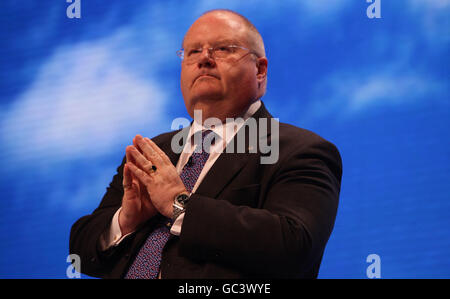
99, 207, 184, 250
169, 212, 185, 236
99, 207, 133, 251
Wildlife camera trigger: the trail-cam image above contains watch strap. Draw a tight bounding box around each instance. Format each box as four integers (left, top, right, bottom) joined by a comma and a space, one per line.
172, 193, 189, 223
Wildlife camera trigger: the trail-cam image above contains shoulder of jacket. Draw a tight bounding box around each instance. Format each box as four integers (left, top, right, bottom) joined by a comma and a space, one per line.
150, 129, 182, 144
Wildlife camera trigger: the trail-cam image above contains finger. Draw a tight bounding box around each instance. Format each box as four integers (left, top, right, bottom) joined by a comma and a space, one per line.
126, 145, 136, 164
144, 137, 172, 165
126, 145, 155, 174
123, 164, 135, 191
126, 147, 142, 182
127, 145, 146, 186
132, 137, 144, 155
127, 148, 147, 195
127, 161, 152, 185
130, 171, 141, 194
135, 135, 164, 167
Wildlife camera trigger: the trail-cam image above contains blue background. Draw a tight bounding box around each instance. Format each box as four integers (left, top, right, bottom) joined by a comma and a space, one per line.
0, 0, 448, 278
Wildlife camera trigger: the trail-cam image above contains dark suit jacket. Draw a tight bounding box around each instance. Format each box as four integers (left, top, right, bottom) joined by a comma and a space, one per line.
69, 102, 342, 279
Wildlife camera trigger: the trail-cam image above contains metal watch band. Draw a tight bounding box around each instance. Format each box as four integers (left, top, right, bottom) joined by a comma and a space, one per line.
172, 202, 185, 222
172, 193, 190, 222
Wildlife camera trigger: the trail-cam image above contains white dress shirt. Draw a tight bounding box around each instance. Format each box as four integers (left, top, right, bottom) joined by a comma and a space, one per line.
100, 100, 261, 250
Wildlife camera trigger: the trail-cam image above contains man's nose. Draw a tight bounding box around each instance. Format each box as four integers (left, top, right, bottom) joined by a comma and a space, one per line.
197, 48, 216, 67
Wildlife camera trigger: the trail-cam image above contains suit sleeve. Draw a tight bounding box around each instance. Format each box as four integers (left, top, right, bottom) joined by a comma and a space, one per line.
178, 139, 342, 277
69, 157, 130, 278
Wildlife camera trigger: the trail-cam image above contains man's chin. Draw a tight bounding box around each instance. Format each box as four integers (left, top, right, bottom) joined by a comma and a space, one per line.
186, 95, 224, 118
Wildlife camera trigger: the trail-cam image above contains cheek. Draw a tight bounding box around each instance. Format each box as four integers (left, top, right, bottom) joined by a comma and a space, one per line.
180, 68, 191, 97
227, 68, 258, 95
180, 67, 188, 89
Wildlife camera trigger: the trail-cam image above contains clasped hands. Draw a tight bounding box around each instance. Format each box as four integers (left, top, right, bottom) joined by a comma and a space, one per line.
119, 134, 187, 235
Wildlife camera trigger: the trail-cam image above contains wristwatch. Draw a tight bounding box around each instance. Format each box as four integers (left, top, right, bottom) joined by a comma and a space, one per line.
172, 193, 190, 222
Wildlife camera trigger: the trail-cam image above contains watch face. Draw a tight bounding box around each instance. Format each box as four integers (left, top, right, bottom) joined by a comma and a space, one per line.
176, 193, 189, 204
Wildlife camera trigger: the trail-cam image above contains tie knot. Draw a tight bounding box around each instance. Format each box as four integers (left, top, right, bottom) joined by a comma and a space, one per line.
192, 129, 216, 153
201, 129, 213, 140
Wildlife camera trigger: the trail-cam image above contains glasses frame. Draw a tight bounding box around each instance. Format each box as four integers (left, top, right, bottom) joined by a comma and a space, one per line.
176, 44, 257, 64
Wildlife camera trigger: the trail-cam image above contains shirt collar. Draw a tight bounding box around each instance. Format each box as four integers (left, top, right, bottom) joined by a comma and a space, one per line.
187, 99, 262, 145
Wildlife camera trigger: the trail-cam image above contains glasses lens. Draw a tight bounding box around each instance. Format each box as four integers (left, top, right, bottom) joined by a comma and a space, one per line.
176, 50, 184, 60
179, 45, 247, 63
182, 48, 202, 63
213, 46, 235, 59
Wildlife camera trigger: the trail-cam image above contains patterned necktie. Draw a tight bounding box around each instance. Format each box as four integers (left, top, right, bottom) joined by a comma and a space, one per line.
125, 130, 213, 279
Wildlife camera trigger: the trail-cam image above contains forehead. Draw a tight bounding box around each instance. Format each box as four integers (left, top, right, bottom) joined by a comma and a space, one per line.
183, 13, 250, 47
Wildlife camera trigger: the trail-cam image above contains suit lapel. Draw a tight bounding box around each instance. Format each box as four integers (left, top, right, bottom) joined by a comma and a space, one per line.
195, 147, 252, 199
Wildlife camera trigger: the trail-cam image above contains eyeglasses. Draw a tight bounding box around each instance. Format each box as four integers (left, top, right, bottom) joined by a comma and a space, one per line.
176, 45, 256, 64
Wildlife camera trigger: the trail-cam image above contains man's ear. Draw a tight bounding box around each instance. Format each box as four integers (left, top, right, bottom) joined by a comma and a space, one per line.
256, 57, 268, 80
256, 57, 268, 90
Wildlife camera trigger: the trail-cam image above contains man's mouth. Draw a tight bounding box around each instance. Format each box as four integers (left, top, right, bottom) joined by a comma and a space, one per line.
193, 74, 220, 85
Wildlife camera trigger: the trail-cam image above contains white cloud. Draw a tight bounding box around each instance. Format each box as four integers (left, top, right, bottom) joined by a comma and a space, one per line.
306, 70, 445, 121
0, 11, 185, 211
347, 74, 440, 111
0, 33, 169, 169
298, 0, 449, 122
408, 0, 450, 42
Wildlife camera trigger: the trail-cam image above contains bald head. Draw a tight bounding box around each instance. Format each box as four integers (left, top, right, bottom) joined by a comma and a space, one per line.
182, 9, 266, 59
199, 10, 266, 58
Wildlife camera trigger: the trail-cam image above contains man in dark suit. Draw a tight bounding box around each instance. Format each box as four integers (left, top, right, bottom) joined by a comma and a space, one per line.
69, 9, 342, 279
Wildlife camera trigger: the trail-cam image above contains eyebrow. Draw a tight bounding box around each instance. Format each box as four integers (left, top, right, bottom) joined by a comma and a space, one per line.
184, 39, 241, 49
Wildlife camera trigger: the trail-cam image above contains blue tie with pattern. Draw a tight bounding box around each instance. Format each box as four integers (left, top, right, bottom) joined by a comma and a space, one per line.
125, 130, 213, 279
